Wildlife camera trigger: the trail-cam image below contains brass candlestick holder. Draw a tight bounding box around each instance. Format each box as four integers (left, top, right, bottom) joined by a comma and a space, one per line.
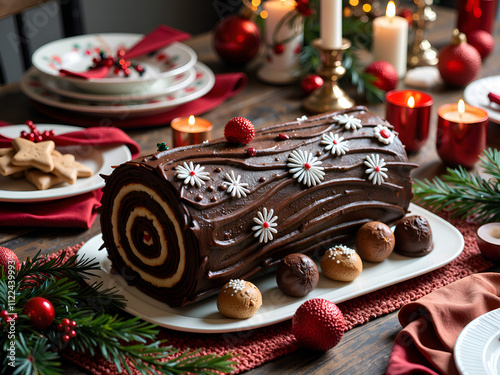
303, 38, 355, 114
407, 0, 438, 68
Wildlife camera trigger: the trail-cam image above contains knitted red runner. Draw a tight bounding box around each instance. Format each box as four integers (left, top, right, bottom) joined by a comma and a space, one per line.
52, 212, 492, 374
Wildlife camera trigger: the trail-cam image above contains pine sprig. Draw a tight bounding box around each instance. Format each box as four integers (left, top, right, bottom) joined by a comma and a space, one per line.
413, 148, 500, 222
9, 334, 62, 375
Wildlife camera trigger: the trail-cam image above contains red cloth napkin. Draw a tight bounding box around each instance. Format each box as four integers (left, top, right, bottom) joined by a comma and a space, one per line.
60, 25, 190, 79
0, 126, 141, 228
29, 72, 247, 128
386, 273, 500, 375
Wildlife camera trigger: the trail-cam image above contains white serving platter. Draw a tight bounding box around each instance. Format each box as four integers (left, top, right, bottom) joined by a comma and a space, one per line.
79, 204, 464, 333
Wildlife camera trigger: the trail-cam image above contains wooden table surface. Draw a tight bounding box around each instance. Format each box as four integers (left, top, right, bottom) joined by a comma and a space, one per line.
1, 6, 499, 374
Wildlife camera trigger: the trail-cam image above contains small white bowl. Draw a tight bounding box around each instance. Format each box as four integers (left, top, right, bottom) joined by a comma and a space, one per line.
476, 222, 500, 262
32, 33, 197, 95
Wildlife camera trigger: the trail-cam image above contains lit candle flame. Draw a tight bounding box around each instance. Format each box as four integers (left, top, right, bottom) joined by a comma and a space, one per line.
188, 115, 195, 126
458, 99, 465, 115
407, 96, 415, 108
386, 1, 396, 18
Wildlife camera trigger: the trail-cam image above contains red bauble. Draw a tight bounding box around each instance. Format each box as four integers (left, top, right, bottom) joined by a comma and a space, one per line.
301, 74, 323, 94
365, 61, 399, 92
466, 30, 495, 59
213, 14, 261, 64
23, 297, 55, 330
437, 30, 481, 87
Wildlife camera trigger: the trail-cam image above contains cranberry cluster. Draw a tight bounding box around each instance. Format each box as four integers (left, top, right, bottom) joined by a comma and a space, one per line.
20, 120, 55, 143
1, 310, 18, 323
56, 318, 77, 343
91, 49, 145, 78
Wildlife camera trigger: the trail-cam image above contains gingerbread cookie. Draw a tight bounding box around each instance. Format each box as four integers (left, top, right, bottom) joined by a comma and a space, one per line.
0, 149, 30, 176
25, 169, 64, 190
11, 137, 55, 173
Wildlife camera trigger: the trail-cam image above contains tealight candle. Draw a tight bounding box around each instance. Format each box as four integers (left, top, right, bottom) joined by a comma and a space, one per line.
320, 0, 342, 49
372, 1, 409, 78
436, 99, 489, 168
385, 90, 433, 153
171, 115, 213, 147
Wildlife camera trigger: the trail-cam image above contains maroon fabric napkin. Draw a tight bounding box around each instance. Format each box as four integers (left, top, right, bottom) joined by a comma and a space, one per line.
386, 273, 500, 375
60, 25, 190, 79
0, 126, 141, 228
29, 72, 247, 128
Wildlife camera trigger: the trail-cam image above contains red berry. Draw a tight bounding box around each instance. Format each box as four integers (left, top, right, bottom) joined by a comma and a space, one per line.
246, 147, 257, 156
70, 320, 77, 328
28, 133, 35, 142
1, 310, 8, 320
20, 131, 28, 138
273, 43, 284, 55
64, 325, 72, 333
292, 298, 346, 351
25, 120, 35, 129
69, 330, 77, 338
62, 335, 70, 342
23, 297, 55, 330
224, 117, 255, 145
0, 247, 20, 274
35, 135, 43, 143
62, 318, 70, 326
278, 133, 289, 140
56, 323, 63, 331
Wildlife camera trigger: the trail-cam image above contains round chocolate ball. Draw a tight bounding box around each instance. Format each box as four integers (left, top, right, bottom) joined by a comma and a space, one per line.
276, 253, 319, 297
394, 215, 433, 257
355, 221, 395, 262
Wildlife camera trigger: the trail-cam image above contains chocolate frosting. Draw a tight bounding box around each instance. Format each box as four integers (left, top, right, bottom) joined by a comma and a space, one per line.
394, 215, 434, 256
276, 253, 319, 297
100, 106, 417, 307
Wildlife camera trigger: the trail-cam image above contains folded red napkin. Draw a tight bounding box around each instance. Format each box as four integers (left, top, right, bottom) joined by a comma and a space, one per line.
386, 272, 500, 375
30, 72, 247, 128
60, 25, 190, 79
0, 126, 141, 228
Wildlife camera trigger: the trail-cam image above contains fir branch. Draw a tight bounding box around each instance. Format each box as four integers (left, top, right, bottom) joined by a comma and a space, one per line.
413, 148, 500, 222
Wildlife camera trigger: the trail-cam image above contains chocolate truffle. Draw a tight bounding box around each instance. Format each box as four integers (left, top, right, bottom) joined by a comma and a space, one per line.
217, 279, 262, 319
321, 245, 363, 282
394, 215, 433, 257
355, 221, 395, 262
276, 253, 319, 297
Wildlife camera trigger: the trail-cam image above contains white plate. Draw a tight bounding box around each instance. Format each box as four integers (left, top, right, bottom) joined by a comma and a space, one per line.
464, 76, 500, 124
21, 63, 215, 117
455, 308, 500, 375
79, 204, 464, 333
0, 124, 131, 203
40, 67, 195, 102
32, 34, 197, 94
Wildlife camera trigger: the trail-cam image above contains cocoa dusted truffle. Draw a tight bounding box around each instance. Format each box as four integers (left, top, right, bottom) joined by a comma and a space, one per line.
276, 253, 319, 297
355, 221, 395, 262
394, 215, 433, 257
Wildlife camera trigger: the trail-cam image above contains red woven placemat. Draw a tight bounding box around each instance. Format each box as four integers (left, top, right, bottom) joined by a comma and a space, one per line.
52, 212, 493, 374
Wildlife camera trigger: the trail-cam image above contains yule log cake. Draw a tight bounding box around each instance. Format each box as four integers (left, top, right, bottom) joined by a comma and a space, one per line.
100, 106, 417, 307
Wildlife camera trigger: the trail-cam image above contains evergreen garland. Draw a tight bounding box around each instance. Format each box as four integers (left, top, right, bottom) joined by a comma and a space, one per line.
1, 251, 235, 375
413, 148, 500, 222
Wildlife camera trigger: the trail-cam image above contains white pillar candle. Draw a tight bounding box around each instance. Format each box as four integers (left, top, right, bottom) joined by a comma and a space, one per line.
263, 0, 296, 40
372, 1, 408, 78
320, 0, 342, 49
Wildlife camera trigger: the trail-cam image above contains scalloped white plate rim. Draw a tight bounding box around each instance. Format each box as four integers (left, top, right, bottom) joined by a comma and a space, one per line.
78, 204, 464, 333
464, 75, 500, 124
455, 308, 500, 375
20, 62, 214, 116
0, 124, 131, 202
40, 67, 196, 102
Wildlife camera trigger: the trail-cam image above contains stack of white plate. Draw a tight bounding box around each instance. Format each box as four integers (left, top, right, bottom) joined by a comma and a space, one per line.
21, 33, 215, 118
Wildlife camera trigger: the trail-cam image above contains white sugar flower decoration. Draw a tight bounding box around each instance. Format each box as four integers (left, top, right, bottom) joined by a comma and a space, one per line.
225, 170, 251, 198
321, 132, 349, 156
287, 149, 325, 187
373, 124, 395, 145
296, 115, 308, 122
364, 154, 388, 185
252, 208, 278, 243
334, 114, 363, 130
175, 161, 210, 187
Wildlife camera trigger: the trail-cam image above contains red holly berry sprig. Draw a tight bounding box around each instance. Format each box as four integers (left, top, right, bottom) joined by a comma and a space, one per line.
56, 317, 78, 342
1, 309, 18, 324
91, 49, 145, 78
20, 120, 55, 143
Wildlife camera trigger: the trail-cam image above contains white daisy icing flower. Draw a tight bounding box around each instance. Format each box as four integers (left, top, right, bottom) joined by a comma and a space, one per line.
175, 161, 210, 187
225, 170, 251, 198
252, 207, 278, 244
287, 149, 325, 187
373, 124, 395, 145
364, 154, 388, 185
321, 132, 349, 156
333, 114, 363, 130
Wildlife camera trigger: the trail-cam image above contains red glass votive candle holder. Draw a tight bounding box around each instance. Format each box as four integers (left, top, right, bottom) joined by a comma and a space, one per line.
457, 0, 497, 35
385, 90, 433, 153
436, 102, 489, 168
171, 116, 213, 147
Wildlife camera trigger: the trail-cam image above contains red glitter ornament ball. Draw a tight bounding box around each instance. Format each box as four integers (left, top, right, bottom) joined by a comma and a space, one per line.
466, 30, 495, 59
213, 14, 261, 64
301, 74, 323, 94
437, 30, 481, 87
292, 298, 346, 351
23, 297, 56, 330
365, 61, 399, 92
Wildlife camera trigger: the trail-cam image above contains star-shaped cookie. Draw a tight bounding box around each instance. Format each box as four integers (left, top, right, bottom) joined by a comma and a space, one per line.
0, 148, 30, 176
11, 138, 55, 173
51, 150, 93, 184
